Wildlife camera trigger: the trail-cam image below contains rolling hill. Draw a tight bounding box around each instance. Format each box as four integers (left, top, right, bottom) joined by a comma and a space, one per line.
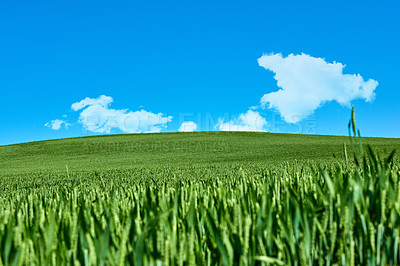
1, 131, 399, 175
1, 132, 400, 264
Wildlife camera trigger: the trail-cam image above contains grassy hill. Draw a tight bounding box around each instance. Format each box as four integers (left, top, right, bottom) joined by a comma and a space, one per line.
1, 131, 399, 175
0, 132, 400, 174
2, 132, 400, 264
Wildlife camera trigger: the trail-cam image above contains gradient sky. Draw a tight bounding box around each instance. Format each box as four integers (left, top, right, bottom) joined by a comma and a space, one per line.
0, 0, 399, 145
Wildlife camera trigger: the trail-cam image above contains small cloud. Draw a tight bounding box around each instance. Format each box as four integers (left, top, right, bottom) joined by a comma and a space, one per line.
179, 121, 198, 132
45, 119, 70, 130
71, 95, 172, 133
217, 110, 267, 132
71, 95, 113, 111
258, 53, 378, 123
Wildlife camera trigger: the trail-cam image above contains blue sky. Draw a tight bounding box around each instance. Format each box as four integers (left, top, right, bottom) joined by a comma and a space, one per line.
0, 0, 399, 145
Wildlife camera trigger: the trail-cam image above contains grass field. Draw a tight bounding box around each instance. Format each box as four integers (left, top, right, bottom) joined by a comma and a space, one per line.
1, 131, 400, 174
1, 131, 400, 265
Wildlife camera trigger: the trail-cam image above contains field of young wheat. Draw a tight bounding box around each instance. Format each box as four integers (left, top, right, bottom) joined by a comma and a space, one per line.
1, 130, 399, 265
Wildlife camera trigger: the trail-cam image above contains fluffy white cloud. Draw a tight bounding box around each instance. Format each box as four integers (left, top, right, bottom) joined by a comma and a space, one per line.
217, 110, 267, 132
45, 119, 70, 130
178, 121, 198, 132
71, 95, 172, 133
258, 53, 378, 123
71, 95, 113, 111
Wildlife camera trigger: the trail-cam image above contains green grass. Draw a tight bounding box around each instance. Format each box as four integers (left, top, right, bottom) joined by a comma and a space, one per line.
1, 131, 400, 265
1, 131, 399, 175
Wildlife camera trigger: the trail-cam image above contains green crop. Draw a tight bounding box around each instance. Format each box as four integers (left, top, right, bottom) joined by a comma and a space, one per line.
1, 113, 400, 265
0, 146, 399, 265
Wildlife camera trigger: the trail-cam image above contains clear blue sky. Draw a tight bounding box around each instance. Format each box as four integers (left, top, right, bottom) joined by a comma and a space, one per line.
1, 0, 399, 145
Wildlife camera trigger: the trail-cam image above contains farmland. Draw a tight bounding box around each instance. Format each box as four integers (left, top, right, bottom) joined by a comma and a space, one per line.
1, 132, 400, 265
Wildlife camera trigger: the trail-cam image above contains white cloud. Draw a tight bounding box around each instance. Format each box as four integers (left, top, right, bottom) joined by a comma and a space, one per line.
71, 95, 113, 111
258, 53, 378, 123
71, 95, 172, 133
179, 121, 198, 132
45, 119, 70, 130
217, 110, 267, 132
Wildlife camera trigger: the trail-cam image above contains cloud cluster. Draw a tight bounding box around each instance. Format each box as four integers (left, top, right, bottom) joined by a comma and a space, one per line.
179, 121, 198, 132
258, 53, 378, 123
44, 53, 378, 135
71, 95, 172, 133
217, 110, 267, 132
44, 119, 70, 130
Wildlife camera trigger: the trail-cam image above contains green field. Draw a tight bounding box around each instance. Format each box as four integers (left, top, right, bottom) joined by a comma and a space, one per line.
1, 131, 400, 174
1, 132, 400, 265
